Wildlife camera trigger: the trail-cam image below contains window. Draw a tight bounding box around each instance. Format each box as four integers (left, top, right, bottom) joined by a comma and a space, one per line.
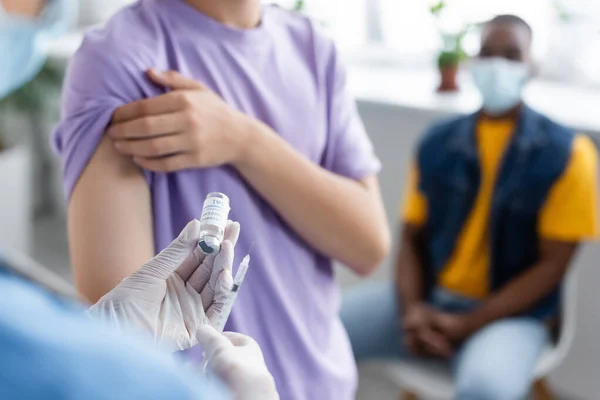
265, 0, 369, 50
269, 0, 600, 86
379, 0, 556, 58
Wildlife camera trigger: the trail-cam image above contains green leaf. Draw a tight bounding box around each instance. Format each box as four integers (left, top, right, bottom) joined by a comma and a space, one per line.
429, 1, 446, 16
552, 0, 572, 21
437, 50, 463, 68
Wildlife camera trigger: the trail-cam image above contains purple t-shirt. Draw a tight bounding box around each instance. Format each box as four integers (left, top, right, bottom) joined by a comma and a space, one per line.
54, 1, 380, 399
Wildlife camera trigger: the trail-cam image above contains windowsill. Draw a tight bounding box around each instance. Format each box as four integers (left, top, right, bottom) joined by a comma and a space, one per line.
48, 34, 600, 134
348, 64, 600, 134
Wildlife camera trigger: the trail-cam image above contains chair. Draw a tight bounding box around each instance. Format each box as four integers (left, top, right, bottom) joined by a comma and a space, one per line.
384, 267, 579, 400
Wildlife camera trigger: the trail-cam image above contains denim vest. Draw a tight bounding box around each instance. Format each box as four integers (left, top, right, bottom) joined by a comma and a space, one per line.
416, 106, 575, 318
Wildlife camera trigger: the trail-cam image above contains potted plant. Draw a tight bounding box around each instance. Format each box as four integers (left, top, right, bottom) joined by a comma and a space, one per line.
436, 38, 467, 92
0, 61, 64, 254
430, 1, 469, 92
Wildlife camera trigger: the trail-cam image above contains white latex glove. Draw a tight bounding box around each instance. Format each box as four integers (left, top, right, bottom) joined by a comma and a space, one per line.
89, 219, 240, 351
197, 325, 279, 400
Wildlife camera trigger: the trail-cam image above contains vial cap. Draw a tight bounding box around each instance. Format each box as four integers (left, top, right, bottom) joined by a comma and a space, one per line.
198, 236, 221, 255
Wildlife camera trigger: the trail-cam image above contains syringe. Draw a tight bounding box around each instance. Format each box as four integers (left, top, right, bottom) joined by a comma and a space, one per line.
201, 254, 250, 372
213, 254, 250, 332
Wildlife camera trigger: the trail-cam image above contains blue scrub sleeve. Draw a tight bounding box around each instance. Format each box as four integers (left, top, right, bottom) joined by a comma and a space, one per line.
0, 267, 230, 400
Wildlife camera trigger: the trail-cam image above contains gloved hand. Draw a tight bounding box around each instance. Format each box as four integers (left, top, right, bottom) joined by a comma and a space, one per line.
197, 325, 279, 400
89, 219, 240, 351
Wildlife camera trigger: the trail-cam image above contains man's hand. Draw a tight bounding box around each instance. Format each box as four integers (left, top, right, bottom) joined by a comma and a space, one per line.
108, 69, 250, 172
403, 304, 453, 358
431, 312, 478, 345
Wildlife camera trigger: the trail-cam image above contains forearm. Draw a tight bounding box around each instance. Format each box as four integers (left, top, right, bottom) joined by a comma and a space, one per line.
233, 118, 390, 275
395, 224, 425, 313
466, 259, 571, 330
69, 136, 155, 303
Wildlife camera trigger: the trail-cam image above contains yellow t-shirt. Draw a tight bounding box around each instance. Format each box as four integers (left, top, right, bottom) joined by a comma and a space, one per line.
402, 120, 599, 299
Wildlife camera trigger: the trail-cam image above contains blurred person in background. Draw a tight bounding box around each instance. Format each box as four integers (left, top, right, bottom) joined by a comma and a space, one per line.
342, 15, 598, 399
53, 0, 390, 399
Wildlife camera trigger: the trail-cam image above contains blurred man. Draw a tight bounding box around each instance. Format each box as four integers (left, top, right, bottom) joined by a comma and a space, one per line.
342, 15, 598, 399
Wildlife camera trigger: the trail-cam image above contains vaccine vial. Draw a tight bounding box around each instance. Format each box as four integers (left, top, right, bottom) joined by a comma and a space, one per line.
198, 192, 230, 255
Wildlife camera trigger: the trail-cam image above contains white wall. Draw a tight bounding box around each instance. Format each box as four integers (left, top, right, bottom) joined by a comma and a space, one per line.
338, 101, 600, 399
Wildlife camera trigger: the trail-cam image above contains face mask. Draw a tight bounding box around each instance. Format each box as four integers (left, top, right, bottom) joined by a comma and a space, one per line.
470, 57, 529, 116
0, 0, 75, 98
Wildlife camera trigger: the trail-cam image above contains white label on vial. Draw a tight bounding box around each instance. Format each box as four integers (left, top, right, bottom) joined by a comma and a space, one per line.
200, 197, 230, 228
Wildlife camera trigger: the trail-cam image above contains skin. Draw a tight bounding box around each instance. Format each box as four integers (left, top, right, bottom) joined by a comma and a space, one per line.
2, 0, 44, 17
185, 0, 261, 29
395, 21, 578, 358
69, 1, 390, 302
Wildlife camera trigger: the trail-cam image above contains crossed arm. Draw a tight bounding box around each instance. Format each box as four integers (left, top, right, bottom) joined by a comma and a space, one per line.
396, 222, 577, 356
69, 71, 389, 303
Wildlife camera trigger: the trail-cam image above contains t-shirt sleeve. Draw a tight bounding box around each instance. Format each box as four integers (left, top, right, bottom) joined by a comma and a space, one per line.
320, 42, 381, 180
538, 134, 599, 241
52, 30, 157, 201
401, 163, 428, 226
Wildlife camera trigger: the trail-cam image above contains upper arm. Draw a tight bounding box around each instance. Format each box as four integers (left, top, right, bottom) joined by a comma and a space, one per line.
401, 163, 428, 226
54, 31, 158, 302
69, 136, 153, 303
538, 239, 578, 275
539, 135, 599, 242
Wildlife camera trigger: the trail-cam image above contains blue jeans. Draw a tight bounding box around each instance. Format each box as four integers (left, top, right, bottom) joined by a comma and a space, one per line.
341, 282, 549, 400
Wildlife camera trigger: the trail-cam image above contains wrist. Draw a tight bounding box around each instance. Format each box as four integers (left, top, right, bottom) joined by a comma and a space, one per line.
460, 311, 488, 335
231, 113, 271, 168
403, 300, 426, 315
228, 110, 252, 165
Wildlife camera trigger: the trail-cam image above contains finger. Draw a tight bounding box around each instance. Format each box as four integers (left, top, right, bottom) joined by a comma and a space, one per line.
404, 335, 424, 357
107, 112, 186, 140
404, 332, 416, 347
195, 325, 232, 357
222, 331, 256, 347
188, 240, 233, 294
403, 320, 416, 331
199, 240, 234, 306
403, 317, 422, 332
176, 246, 206, 282
177, 224, 238, 286
187, 255, 214, 294
147, 69, 207, 91
223, 221, 241, 247
205, 268, 234, 324
419, 330, 452, 358
140, 219, 202, 280
133, 153, 197, 172
113, 133, 189, 158
111, 92, 183, 123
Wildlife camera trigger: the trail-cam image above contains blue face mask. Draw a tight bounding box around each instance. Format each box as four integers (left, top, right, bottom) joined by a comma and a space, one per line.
470, 57, 530, 116
0, 0, 75, 98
